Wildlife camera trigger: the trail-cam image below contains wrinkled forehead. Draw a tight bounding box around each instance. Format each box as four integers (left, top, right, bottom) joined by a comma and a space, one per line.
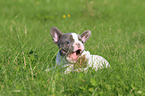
59, 33, 80, 42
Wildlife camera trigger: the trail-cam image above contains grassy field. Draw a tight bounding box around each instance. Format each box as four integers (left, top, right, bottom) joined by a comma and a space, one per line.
0, 0, 145, 95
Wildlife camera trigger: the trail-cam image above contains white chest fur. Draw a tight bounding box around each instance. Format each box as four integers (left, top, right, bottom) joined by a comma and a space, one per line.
56, 50, 110, 74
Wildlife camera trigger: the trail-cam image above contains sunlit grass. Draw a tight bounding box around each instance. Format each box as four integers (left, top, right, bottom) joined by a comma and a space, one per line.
0, 0, 145, 95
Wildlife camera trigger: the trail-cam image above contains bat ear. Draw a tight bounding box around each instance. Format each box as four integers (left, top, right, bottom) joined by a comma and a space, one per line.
81, 30, 91, 43
50, 27, 62, 44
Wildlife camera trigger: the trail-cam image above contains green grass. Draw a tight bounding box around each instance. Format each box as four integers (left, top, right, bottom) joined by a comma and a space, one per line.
0, 0, 145, 95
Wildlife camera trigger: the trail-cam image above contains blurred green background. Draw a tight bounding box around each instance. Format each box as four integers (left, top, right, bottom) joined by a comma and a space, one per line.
0, 0, 145, 95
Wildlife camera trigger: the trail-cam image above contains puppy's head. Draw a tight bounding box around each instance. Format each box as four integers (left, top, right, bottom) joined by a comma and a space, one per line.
50, 27, 91, 63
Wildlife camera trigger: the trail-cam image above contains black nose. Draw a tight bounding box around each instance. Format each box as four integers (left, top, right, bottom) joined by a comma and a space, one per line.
76, 43, 81, 48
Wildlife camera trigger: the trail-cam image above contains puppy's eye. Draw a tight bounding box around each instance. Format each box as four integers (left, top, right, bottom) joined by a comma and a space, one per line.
66, 41, 70, 44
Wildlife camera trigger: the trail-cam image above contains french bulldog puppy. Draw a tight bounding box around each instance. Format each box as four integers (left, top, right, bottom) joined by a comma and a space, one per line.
49, 27, 110, 74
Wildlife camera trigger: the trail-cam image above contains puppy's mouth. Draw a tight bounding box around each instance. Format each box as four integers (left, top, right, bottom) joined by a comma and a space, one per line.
66, 49, 83, 63
76, 49, 81, 55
